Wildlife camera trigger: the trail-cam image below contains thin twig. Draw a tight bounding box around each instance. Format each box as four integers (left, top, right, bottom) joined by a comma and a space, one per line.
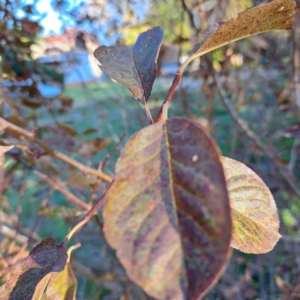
212, 68, 300, 199
11, 189, 53, 265
0, 117, 113, 183
181, 0, 198, 31
10, 180, 26, 255
89, 133, 126, 205
293, 3, 300, 111
144, 102, 154, 124
155, 68, 183, 122
33, 169, 91, 210
289, 136, 300, 172
67, 180, 114, 240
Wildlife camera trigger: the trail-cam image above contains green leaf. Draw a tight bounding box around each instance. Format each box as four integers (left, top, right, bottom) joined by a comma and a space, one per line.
0, 237, 68, 300
182, 0, 295, 70
103, 117, 232, 300
221, 156, 281, 254
42, 246, 78, 300
94, 26, 164, 104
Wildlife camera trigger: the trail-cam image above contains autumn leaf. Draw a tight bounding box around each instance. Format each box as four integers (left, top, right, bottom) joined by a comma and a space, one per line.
103, 117, 232, 299
181, 0, 295, 70
0, 237, 68, 300
39, 206, 84, 219
41, 245, 78, 300
221, 156, 281, 254
0, 120, 14, 194
20, 17, 42, 34
94, 26, 164, 104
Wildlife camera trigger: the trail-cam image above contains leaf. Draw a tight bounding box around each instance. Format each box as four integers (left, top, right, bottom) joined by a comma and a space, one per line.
42, 246, 78, 300
221, 156, 281, 254
103, 117, 232, 300
0, 237, 68, 300
94, 26, 164, 104
182, 0, 295, 69
31, 274, 52, 300
21, 99, 42, 109
58, 123, 77, 137
77, 137, 112, 158
0, 145, 14, 166
39, 206, 84, 219
0, 119, 7, 132
0, 143, 14, 195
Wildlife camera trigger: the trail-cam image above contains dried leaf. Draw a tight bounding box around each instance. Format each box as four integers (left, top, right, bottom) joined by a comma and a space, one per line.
77, 137, 112, 158
0, 119, 7, 132
104, 117, 232, 299
42, 247, 78, 300
94, 27, 164, 104
66, 173, 96, 190
183, 0, 295, 68
20, 17, 42, 34
0, 145, 14, 166
39, 206, 84, 219
0, 237, 68, 300
221, 156, 281, 254
58, 123, 77, 137
21, 99, 42, 109
31, 273, 52, 300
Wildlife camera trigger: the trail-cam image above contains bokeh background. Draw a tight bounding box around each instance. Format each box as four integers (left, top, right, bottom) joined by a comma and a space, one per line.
1, 0, 300, 299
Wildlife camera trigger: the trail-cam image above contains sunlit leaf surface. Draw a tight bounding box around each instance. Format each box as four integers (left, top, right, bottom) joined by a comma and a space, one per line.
0, 237, 68, 300
94, 26, 164, 103
221, 156, 281, 254
104, 117, 232, 299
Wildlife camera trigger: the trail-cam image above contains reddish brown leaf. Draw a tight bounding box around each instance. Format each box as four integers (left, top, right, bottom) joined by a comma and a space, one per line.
0, 237, 68, 300
94, 27, 164, 103
103, 117, 231, 299
182, 0, 295, 69
221, 157, 281, 254
77, 137, 112, 158
20, 17, 42, 34
57, 123, 77, 137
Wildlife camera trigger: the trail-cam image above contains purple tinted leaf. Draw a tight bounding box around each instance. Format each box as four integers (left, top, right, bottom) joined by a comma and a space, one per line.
0, 237, 68, 300
104, 117, 232, 299
94, 27, 164, 103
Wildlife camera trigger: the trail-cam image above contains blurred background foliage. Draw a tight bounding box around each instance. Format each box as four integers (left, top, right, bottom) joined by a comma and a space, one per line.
1, 0, 300, 299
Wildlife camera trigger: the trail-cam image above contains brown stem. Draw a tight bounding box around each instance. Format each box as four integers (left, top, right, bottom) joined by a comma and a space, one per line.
12, 189, 53, 265
89, 133, 126, 205
155, 69, 183, 122
33, 170, 91, 210
293, 3, 300, 111
144, 102, 154, 124
0, 117, 113, 183
67, 181, 114, 240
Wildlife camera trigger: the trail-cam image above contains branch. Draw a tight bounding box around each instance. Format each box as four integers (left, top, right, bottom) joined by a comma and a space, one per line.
155, 68, 183, 122
212, 69, 300, 199
67, 180, 114, 240
0, 117, 113, 183
181, 0, 197, 31
33, 169, 91, 210
89, 132, 126, 204
293, 3, 300, 111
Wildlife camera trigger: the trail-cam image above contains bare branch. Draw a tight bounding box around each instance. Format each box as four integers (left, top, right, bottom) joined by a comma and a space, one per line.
0, 117, 113, 183
212, 68, 300, 199
33, 169, 91, 210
